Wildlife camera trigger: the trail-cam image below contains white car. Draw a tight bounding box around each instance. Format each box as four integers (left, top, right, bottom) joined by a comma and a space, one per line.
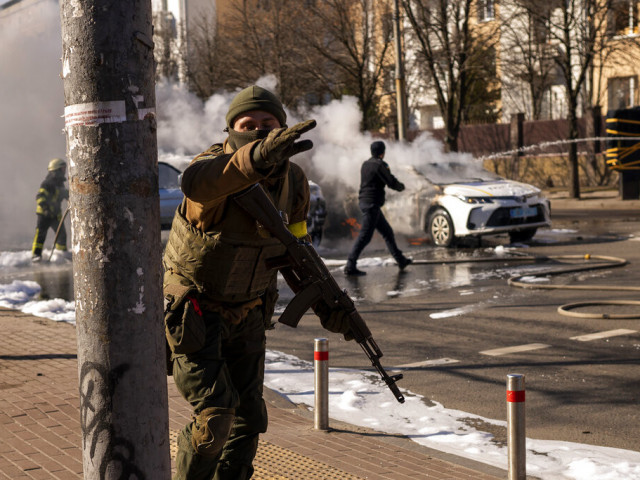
385, 164, 551, 247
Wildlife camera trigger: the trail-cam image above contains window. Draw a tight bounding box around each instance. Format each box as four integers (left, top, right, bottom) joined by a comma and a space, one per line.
610, 0, 639, 36
478, 0, 495, 21
609, 76, 638, 110
531, 9, 551, 44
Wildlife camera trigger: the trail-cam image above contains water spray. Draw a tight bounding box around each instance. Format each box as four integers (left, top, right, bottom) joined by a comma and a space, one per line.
476, 136, 637, 162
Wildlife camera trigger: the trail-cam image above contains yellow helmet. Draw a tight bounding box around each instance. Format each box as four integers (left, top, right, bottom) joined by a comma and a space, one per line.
48, 158, 66, 171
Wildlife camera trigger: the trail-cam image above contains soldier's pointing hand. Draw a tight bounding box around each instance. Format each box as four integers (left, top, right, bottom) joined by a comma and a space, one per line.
254, 119, 317, 169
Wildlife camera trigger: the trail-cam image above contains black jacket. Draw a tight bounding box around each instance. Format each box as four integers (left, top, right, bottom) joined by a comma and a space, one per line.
36, 171, 68, 218
358, 157, 404, 207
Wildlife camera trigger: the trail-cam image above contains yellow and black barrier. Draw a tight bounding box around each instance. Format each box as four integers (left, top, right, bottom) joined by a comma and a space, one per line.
606, 107, 640, 199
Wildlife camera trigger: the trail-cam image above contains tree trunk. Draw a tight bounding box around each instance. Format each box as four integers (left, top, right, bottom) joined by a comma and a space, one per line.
567, 106, 581, 199
445, 111, 459, 153
59, 1, 170, 478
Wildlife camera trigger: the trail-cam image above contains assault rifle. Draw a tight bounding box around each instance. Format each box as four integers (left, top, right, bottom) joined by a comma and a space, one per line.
234, 184, 405, 403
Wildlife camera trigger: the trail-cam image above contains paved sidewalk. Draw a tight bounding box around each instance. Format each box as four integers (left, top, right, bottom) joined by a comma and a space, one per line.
0, 308, 505, 479
546, 187, 640, 210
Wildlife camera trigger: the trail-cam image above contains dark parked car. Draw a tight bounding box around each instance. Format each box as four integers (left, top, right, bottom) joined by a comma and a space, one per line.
159, 161, 184, 228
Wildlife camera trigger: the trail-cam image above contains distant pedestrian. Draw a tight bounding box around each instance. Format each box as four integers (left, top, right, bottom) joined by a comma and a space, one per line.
31, 158, 68, 262
344, 141, 412, 276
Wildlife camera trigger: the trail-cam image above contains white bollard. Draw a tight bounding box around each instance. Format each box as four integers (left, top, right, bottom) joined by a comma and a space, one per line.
507, 373, 526, 480
314, 338, 329, 430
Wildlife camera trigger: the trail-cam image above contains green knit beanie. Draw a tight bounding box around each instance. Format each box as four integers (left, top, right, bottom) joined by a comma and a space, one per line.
225, 86, 287, 129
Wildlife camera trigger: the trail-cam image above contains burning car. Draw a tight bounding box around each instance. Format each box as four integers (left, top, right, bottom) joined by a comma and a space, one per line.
307, 180, 327, 247
384, 163, 551, 247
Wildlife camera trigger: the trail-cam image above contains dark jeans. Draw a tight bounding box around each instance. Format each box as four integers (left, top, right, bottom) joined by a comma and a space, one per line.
347, 203, 404, 267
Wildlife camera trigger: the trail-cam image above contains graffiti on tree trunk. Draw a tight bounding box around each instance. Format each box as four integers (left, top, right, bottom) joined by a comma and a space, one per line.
79, 361, 146, 479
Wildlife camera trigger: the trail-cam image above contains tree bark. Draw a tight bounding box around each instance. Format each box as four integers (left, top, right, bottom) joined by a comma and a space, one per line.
60, 1, 170, 478
567, 99, 581, 199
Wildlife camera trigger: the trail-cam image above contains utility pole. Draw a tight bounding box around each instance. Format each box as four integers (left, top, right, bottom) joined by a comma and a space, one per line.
394, 0, 408, 141
60, 1, 170, 478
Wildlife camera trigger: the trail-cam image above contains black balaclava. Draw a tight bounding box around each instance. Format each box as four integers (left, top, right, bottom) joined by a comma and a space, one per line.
227, 128, 270, 151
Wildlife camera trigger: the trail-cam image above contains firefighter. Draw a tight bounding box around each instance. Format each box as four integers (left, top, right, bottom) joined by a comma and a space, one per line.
31, 158, 69, 262
344, 141, 412, 275
163, 86, 351, 480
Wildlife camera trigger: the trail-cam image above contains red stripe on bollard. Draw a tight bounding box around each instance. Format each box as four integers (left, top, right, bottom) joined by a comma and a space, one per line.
314, 351, 329, 361
314, 338, 329, 430
507, 390, 525, 403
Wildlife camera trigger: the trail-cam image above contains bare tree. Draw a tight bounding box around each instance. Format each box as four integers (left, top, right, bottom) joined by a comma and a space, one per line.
303, 0, 395, 131
402, 0, 500, 152
519, 0, 632, 198
212, 0, 324, 109
499, 1, 560, 120
184, 6, 225, 99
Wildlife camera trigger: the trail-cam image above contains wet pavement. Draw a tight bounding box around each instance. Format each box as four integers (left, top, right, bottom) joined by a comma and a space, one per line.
5, 189, 639, 306
1, 188, 639, 475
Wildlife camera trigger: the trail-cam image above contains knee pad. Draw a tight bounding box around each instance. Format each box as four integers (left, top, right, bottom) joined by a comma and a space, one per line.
191, 407, 236, 458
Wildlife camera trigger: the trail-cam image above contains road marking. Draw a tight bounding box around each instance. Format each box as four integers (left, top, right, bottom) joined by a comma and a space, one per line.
396, 358, 459, 368
570, 329, 637, 342
480, 343, 550, 356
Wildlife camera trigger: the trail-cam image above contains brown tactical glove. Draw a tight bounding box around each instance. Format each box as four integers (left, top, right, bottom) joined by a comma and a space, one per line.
253, 119, 317, 170
313, 300, 354, 341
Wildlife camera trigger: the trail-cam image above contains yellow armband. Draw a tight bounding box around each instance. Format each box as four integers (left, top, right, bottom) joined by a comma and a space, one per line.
287, 220, 308, 239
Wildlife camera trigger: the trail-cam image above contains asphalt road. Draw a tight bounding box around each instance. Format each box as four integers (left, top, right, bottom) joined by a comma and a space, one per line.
266, 204, 640, 452
9, 195, 639, 452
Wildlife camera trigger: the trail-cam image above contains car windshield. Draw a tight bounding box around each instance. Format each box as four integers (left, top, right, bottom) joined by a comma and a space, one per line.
414, 162, 501, 185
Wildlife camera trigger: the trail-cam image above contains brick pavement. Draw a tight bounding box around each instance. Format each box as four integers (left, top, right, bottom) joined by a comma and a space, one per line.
1, 308, 504, 479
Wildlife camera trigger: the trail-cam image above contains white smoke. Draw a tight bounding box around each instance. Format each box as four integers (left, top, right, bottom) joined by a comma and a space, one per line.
0, 0, 65, 249
302, 96, 476, 191
0, 2, 481, 249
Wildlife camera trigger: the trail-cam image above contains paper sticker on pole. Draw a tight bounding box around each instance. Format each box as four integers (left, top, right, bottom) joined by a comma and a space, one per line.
64, 101, 126, 127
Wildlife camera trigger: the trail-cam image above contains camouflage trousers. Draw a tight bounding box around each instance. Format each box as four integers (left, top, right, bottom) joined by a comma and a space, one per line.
171, 306, 268, 480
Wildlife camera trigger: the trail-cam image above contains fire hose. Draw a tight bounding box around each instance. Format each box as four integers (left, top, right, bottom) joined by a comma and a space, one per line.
507, 254, 640, 319
414, 253, 640, 319
47, 206, 71, 262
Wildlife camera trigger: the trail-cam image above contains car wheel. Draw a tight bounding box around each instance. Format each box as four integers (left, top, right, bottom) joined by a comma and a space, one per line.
428, 209, 455, 247
509, 228, 537, 243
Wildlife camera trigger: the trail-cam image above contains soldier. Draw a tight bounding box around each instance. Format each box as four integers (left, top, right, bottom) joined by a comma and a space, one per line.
344, 141, 412, 276
31, 158, 69, 262
163, 86, 351, 480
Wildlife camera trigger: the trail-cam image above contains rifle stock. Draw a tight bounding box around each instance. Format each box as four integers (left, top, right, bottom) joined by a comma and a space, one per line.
234, 184, 405, 403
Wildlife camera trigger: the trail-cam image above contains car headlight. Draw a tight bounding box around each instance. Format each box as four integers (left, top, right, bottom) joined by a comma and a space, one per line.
454, 195, 494, 204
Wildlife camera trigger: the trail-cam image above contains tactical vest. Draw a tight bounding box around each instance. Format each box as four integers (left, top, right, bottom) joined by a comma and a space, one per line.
163, 171, 293, 303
